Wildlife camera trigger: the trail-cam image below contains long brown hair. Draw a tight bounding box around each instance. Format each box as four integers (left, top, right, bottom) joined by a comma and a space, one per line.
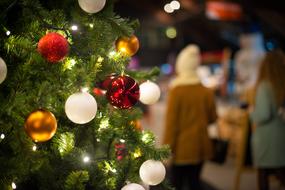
255, 49, 285, 106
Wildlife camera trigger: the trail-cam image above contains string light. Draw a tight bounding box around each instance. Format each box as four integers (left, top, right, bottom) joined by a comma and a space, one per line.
83, 156, 90, 163
12, 182, 16, 189
141, 132, 152, 143
119, 139, 125, 143
71, 25, 78, 31
70, 59, 76, 66
99, 118, 109, 130
6, 30, 11, 36
109, 51, 116, 57
63, 58, 77, 70
170, 0, 180, 10
104, 162, 117, 173
97, 56, 104, 63
164, 4, 174, 13
110, 168, 117, 173
0, 133, 5, 139
133, 149, 142, 158
166, 27, 177, 39
98, 112, 103, 118
32, 145, 37, 151
89, 23, 94, 28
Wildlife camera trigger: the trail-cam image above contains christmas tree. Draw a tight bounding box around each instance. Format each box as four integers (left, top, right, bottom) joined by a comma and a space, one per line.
0, 0, 170, 189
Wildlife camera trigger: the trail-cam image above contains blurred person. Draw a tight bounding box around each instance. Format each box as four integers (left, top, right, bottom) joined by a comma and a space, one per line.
235, 33, 265, 100
163, 44, 217, 190
250, 49, 285, 190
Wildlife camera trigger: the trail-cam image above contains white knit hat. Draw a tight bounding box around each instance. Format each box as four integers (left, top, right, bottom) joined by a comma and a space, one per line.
170, 44, 201, 88
175, 44, 201, 76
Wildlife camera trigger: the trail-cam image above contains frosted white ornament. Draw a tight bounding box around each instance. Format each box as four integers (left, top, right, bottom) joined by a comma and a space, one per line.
0, 57, 7, 84
65, 92, 97, 124
78, 0, 106, 14
139, 81, 161, 105
139, 160, 166, 186
121, 183, 145, 190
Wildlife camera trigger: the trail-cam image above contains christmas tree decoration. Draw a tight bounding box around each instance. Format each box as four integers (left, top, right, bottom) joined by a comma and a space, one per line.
139, 160, 166, 186
37, 32, 69, 63
100, 73, 118, 90
106, 75, 140, 109
115, 35, 140, 57
121, 183, 145, 190
1, 0, 171, 189
94, 74, 118, 96
0, 57, 7, 84
65, 92, 97, 124
139, 81, 161, 105
130, 120, 143, 131
115, 142, 127, 161
133, 148, 142, 158
78, 0, 106, 14
24, 109, 57, 142
93, 87, 105, 96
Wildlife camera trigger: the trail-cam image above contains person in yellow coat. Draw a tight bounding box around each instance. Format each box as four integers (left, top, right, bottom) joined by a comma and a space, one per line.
163, 44, 217, 190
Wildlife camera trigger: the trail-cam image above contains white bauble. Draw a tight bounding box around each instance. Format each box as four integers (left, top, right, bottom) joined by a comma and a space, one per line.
121, 183, 145, 190
78, 0, 106, 14
65, 92, 97, 124
139, 160, 166, 186
0, 57, 7, 84
139, 81, 161, 105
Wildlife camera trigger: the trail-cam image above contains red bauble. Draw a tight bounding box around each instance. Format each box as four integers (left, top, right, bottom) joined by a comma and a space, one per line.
106, 75, 140, 109
115, 143, 127, 161
38, 32, 69, 63
99, 73, 118, 90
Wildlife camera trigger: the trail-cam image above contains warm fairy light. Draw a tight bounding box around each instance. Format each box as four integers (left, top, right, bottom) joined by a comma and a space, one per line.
109, 51, 116, 57
170, 0, 180, 10
70, 59, 76, 66
133, 149, 142, 158
64, 58, 77, 70
120, 139, 125, 143
97, 56, 104, 63
96, 138, 100, 142
12, 182, 16, 189
166, 27, 177, 39
6, 31, 11, 36
164, 3, 174, 13
81, 87, 89, 93
99, 118, 109, 130
104, 162, 117, 173
71, 25, 78, 31
141, 132, 152, 143
89, 23, 94, 28
0, 133, 5, 139
83, 156, 90, 163
110, 168, 117, 173
32, 145, 37, 151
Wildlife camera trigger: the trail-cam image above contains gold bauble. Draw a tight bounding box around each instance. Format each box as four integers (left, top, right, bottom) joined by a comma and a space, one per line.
130, 120, 143, 131
115, 35, 139, 56
24, 109, 57, 142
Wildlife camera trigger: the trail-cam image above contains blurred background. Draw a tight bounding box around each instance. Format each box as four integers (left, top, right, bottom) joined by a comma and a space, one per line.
114, 0, 285, 189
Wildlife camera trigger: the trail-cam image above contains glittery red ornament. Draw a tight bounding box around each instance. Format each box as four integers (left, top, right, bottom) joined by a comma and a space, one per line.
100, 73, 118, 90
106, 75, 140, 109
115, 143, 127, 161
38, 32, 69, 63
